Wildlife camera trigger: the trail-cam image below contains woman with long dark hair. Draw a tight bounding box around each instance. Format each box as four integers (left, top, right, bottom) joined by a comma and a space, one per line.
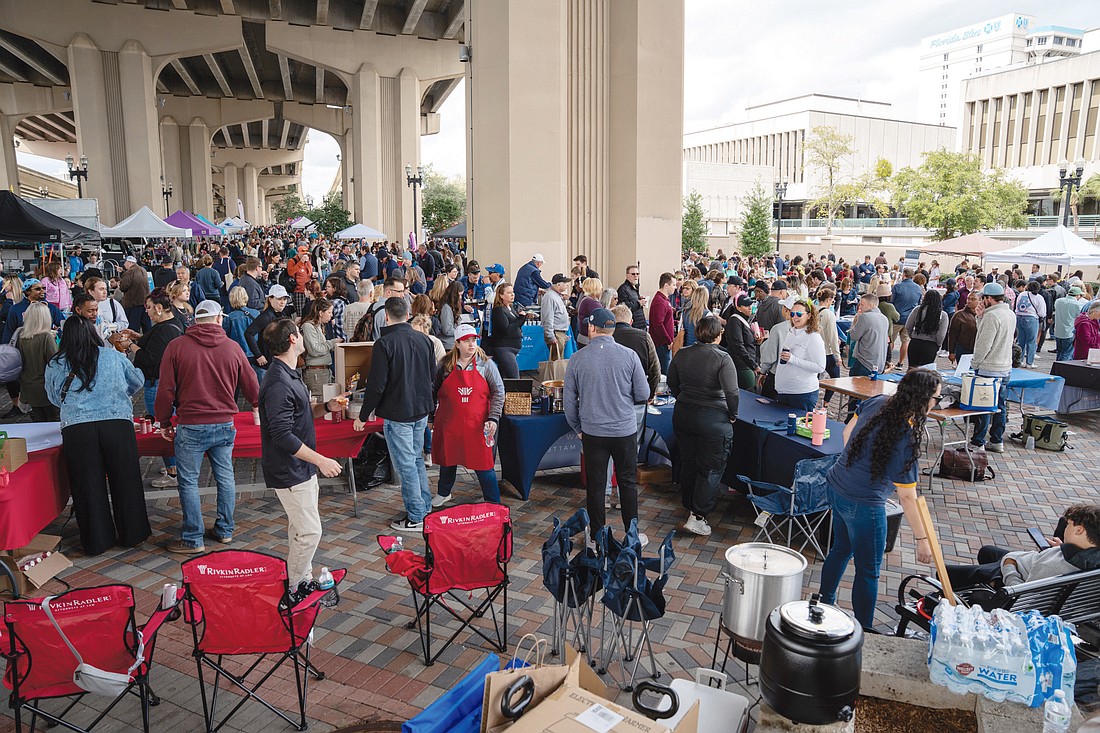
819, 369, 939, 630
434, 280, 464, 351
299, 297, 340, 399
45, 315, 149, 555
904, 289, 948, 369
323, 274, 349, 341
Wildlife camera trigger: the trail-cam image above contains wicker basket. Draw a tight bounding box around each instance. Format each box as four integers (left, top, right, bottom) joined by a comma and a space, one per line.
504, 392, 532, 416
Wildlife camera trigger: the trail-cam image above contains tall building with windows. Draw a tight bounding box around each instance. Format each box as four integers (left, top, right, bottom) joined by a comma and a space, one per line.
961, 50, 1100, 215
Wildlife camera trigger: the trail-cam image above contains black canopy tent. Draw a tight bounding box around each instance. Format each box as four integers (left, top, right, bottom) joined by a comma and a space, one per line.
0, 191, 100, 245
433, 220, 466, 239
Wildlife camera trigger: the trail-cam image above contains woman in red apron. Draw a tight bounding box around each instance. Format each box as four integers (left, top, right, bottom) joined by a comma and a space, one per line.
431, 324, 505, 506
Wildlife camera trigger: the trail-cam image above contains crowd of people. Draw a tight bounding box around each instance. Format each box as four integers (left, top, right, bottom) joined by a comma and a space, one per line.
3, 231, 1099, 625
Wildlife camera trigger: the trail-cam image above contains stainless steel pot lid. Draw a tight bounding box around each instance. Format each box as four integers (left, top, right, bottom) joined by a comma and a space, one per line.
778, 597, 857, 639
724, 543, 807, 577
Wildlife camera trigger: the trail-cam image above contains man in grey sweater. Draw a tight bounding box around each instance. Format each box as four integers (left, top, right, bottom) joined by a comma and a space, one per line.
541, 274, 571, 356
946, 503, 1100, 588
849, 293, 889, 377
970, 282, 1016, 452
564, 308, 650, 538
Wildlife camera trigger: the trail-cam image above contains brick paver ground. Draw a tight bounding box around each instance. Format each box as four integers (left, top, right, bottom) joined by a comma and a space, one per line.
2, 342, 1098, 731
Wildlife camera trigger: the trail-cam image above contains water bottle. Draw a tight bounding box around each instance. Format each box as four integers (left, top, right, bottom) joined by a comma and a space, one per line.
391, 536, 404, 553
1043, 689, 1071, 733
317, 567, 334, 591
484, 424, 495, 448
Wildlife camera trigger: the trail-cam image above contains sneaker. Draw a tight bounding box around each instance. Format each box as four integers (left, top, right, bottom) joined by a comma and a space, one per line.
390, 516, 424, 533
683, 514, 712, 537
986, 442, 1005, 453
167, 540, 205, 555
17, 402, 31, 414
431, 493, 453, 508
637, 533, 650, 549
204, 529, 232, 544
150, 470, 177, 488
2, 407, 19, 419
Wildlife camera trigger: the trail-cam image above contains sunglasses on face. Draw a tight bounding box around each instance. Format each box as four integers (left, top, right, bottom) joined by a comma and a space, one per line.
790, 311, 806, 318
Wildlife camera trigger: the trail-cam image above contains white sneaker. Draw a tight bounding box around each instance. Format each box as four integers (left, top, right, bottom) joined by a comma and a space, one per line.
637, 533, 650, 549
431, 493, 453, 508
390, 516, 424, 533
151, 470, 177, 488
683, 514, 712, 536
986, 442, 1005, 453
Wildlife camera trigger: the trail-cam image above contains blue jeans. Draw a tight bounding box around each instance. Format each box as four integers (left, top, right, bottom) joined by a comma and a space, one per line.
655, 345, 671, 375
1056, 337, 1075, 361
819, 489, 887, 630
385, 417, 431, 523
1016, 315, 1038, 365
143, 380, 175, 472
437, 466, 501, 503
777, 390, 818, 413
971, 374, 1009, 447
174, 422, 236, 548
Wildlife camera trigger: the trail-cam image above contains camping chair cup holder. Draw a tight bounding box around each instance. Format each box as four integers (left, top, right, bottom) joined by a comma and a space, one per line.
382, 502, 513, 666
2, 583, 181, 733
180, 550, 346, 733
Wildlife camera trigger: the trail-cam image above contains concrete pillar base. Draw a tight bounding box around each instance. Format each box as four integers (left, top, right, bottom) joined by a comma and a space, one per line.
756, 704, 853, 733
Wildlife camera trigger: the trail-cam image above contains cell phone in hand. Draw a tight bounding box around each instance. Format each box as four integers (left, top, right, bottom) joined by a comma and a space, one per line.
1027, 527, 1051, 549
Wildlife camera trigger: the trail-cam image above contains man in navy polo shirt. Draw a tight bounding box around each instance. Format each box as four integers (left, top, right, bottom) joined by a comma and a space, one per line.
259, 319, 346, 597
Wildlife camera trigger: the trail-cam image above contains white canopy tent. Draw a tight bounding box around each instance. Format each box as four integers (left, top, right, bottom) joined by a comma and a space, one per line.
335, 223, 386, 240
984, 226, 1100, 267
219, 216, 250, 233
289, 216, 315, 230
100, 206, 191, 238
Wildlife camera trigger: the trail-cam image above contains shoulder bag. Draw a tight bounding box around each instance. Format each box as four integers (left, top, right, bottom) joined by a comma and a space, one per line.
42, 596, 145, 697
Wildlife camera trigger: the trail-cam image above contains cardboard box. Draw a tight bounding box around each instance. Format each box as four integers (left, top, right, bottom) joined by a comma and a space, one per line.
499, 647, 698, 733
334, 341, 374, 393
0, 534, 73, 597
0, 432, 28, 473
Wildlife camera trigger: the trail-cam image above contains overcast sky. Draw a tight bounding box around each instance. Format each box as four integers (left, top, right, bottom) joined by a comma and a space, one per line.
17, 1, 1100, 211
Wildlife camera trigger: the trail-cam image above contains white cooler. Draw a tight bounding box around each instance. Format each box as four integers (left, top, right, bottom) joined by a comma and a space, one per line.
640, 669, 750, 733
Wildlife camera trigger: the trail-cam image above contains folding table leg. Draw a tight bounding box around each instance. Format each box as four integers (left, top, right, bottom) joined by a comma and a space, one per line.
346, 458, 358, 517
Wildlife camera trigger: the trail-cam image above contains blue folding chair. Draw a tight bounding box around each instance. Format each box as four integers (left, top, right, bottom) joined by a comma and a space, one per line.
736, 455, 836, 560
541, 509, 600, 660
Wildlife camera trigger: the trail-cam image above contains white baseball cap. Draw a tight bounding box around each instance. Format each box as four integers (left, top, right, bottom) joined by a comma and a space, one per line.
454, 324, 479, 342
267, 284, 289, 299
532, 254, 545, 263
195, 300, 224, 319
779, 295, 800, 310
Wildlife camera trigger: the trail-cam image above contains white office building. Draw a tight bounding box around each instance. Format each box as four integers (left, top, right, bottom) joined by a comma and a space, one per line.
918, 13, 1083, 130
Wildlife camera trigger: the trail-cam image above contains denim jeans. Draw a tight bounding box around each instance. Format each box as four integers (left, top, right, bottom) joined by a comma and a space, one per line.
143, 380, 175, 471
971, 373, 1009, 446
777, 390, 818, 413
655, 344, 671, 375
819, 489, 887, 630
437, 465, 501, 503
385, 417, 431, 523
174, 422, 236, 548
1056, 337, 1075, 361
1016, 315, 1038, 365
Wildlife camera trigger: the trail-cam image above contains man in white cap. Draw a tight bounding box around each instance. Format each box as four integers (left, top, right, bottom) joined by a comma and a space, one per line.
514, 253, 553, 307
118, 254, 150, 332
970, 282, 1015, 453
156, 299, 259, 553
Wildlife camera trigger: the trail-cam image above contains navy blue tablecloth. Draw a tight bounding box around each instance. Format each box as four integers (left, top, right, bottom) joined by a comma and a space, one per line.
498, 391, 843, 499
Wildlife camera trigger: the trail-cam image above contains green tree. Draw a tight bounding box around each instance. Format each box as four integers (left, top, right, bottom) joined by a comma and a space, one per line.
893, 149, 1029, 241
420, 164, 466, 234
682, 190, 707, 255
804, 125, 858, 234
738, 181, 773, 258
272, 193, 310, 224
305, 192, 353, 237
1051, 173, 1100, 233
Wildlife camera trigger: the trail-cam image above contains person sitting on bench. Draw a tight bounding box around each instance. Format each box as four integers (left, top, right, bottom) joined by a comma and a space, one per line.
945, 504, 1100, 589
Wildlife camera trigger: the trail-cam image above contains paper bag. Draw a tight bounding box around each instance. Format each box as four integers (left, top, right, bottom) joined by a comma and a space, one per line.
0, 431, 28, 473
482, 635, 569, 733
538, 342, 568, 383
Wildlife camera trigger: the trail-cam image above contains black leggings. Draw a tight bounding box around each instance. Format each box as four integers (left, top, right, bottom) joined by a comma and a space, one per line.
907, 338, 940, 368
493, 346, 520, 379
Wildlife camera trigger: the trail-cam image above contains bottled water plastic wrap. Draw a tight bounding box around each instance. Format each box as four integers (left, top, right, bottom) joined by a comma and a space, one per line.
928, 603, 1076, 708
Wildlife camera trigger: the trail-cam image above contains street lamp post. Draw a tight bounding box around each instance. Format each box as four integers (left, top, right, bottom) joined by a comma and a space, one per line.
65, 154, 89, 198
774, 180, 788, 254
405, 163, 423, 245
1058, 158, 1086, 228
161, 181, 174, 217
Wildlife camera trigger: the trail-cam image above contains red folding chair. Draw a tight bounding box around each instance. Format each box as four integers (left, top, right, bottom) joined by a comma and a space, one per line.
2, 584, 179, 733
383, 502, 513, 666
180, 550, 346, 733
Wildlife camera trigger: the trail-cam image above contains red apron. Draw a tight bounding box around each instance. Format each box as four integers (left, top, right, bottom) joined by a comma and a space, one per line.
431, 359, 495, 471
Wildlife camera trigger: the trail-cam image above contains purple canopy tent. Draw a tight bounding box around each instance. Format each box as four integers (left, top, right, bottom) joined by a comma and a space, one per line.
165, 210, 221, 237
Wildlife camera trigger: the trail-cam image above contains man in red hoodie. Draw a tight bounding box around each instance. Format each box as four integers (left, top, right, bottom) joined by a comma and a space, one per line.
648, 272, 676, 375
155, 300, 260, 553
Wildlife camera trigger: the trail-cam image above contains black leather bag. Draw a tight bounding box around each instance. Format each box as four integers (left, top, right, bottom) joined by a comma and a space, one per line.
353, 433, 391, 488
937, 446, 995, 482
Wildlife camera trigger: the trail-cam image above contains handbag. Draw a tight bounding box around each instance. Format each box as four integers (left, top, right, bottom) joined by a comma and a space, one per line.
959, 372, 1001, 412
481, 635, 568, 732
936, 446, 995, 482
42, 596, 144, 697
537, 341, 567, 383
1018, 413, 1069, 452
670, 322, 685, 356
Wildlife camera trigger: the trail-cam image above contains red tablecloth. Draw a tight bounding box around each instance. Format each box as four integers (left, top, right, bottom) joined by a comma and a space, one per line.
0, 447, 70, 550
133, 412, 382, 458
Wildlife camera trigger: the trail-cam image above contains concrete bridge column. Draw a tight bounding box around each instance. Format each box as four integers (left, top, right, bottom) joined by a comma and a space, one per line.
187, 119, 213, 219
242, 163, 258, 225
347, 65, 383, 232
0, 115, 18, 192
223, 162, 239, 220
256, 186, 267, 225
159, 117, 182, 214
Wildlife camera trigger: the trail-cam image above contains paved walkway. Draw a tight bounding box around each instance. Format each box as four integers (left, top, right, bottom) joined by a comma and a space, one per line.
2, 344, 1098, 731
